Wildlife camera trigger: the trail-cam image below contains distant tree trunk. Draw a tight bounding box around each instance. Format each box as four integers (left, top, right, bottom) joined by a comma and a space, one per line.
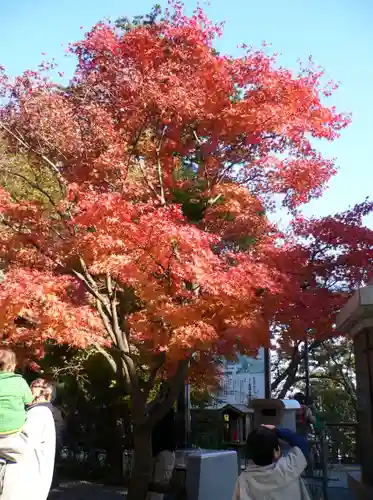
271, 340, 323, 398
271, 344, 302, 396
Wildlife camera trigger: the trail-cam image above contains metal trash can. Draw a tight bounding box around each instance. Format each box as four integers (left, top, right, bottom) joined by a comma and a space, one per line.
180, 449, 238, 500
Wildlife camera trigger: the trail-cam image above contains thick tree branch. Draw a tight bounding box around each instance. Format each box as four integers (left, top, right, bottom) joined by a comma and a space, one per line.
271, 343, 300, 393
126, 123, 146, 173
93, 342, 118, 374
272, 339, 324, 398
148, 358, 189, 426
143, 352, 166, 399
106, 274, 129, 354
71, 269, 111, 316
95, 299, 117, 345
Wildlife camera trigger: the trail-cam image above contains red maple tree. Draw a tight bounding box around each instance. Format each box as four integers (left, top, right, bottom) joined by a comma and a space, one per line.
278, 200, 373, 340
268, 200, 373, 396
0, 4, 350, 498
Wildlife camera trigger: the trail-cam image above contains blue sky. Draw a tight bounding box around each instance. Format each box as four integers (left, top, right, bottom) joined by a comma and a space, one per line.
1, 0, 372, 224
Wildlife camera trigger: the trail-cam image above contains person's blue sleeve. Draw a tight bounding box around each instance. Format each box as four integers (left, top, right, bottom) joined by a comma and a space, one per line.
276, 427, 309, 458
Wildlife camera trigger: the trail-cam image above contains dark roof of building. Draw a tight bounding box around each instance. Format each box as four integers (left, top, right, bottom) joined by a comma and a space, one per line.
221, 403, 253, 414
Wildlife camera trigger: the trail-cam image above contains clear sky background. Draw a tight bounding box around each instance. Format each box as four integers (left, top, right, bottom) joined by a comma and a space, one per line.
1, 0, 372, 224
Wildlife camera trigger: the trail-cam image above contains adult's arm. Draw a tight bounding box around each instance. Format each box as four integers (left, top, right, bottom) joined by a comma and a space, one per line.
306, 407, 316, 424
273, 446, 308, 487
276, 427, 309, 458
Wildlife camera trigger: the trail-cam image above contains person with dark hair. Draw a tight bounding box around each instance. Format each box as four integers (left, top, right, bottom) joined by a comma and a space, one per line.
232, 424, 311, 500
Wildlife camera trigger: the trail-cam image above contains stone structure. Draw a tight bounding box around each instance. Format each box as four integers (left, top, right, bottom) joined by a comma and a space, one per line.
336, 285, 373, 499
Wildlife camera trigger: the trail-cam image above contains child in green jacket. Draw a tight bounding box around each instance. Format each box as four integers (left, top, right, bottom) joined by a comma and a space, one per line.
0, 349, 34, 461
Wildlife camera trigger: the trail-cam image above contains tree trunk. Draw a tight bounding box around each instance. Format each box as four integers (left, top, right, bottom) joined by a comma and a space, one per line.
271, 345, 302, 397
271, 340, 324, 398
127, 424, 153, 500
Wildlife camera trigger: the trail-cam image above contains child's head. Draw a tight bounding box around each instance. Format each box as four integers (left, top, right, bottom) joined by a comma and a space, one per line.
246, 426, 280, 466
294, 392, 306, 405
0, 349, 17, 373
30, 378, 56, 404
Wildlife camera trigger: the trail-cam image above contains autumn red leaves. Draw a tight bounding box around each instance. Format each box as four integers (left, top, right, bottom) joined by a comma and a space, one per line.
0, 2, 370, 385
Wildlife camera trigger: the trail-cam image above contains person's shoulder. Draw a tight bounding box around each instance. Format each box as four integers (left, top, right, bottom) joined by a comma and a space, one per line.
7, 373, 25, 381
286, 446, 306, 458
9, 373, 29, 388
263, 450, 306, 489
28, 404, 56, 433
28, 404, 54, 418
276, 446, 307, 472
9, 373, 30, 385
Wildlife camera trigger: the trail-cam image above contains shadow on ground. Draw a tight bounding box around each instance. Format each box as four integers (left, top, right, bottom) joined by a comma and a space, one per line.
327, 488, 354, 500
48, 480, 354, 500
48, 481, 126, 499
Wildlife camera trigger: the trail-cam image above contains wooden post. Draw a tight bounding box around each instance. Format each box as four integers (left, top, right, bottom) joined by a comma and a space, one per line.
176, 381, 191, 449
354, 329, 373, 486
304, 335, 311, 405
336, 285, 373, 496
264, 347, 271, 399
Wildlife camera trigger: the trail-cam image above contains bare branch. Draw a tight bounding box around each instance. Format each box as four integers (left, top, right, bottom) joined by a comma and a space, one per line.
106, 274, 129, 354
0, 167, 58, 209
271, 343, 300, 394
138, 158, 163, 202
207, 193, 223, 207
93, 342, 118, 374
272, 339, 324, 397
155, 126, 167, 205
325, 343, 357, 404
0, 122, 67, 191
71, 268, 111, 316
0, 218, 65, 269
193, 131, 202, 146
214, 160, 236, 185
126, 123, 146, 173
